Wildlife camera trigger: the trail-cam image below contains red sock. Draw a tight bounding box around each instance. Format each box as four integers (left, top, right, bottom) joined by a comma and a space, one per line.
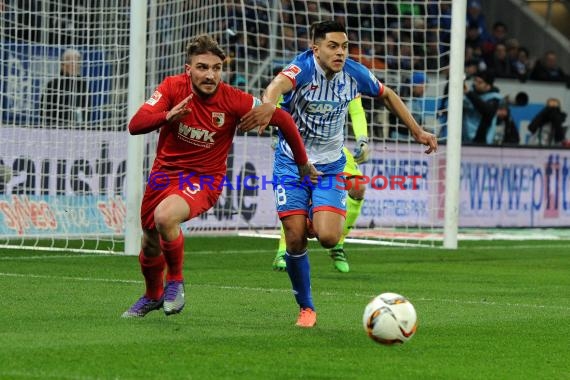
160, 230, 185, 282
139, 252, 165, 300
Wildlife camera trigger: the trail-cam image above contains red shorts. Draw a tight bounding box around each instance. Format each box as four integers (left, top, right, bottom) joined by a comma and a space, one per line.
140, 171, 223, 230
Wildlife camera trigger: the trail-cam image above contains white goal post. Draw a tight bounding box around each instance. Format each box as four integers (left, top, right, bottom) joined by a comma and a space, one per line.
0, 0, 463, 253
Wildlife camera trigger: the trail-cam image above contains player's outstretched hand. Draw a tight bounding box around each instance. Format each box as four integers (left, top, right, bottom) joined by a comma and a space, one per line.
298, 162, 323, 185
238, 103, 276, 134
353, 136, 371, 164
166, 94, 193, 121
412, 130, 438, 154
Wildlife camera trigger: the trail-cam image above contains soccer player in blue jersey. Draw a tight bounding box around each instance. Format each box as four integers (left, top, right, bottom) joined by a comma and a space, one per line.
240, 20, 438, 328
272, 95, 369, 274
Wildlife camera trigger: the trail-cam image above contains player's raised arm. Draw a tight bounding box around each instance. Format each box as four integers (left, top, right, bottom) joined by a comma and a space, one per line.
380, 86, 438, 154
128, 91, 192, 135
238, 74, 293, 133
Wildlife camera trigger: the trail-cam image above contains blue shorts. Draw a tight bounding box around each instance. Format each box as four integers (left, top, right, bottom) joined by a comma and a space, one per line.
273, 151, 347, 219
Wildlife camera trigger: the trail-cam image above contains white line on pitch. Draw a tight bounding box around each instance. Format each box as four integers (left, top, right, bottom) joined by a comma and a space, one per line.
1, 272, 568, 311
0, 272, 141, 284
0, 242, 567, 260
0, 254, 112, 261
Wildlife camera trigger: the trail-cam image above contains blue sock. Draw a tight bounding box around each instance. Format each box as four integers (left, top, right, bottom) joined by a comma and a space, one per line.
285, 250, 314, 311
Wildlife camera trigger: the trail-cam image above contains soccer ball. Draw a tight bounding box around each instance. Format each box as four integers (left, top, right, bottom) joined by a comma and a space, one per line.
362, 292, 417, 345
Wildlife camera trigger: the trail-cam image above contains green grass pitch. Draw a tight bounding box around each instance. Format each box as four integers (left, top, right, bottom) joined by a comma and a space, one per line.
0, 237, 569, 379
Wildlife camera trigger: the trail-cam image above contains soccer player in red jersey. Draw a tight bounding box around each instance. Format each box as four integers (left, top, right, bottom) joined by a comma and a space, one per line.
122, 35, 320, 318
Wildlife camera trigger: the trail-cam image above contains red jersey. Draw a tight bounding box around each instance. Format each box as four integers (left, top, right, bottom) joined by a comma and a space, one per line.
132, 74, 258, 176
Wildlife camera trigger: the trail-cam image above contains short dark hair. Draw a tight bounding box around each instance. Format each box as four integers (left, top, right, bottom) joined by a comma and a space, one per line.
476, 70, 495, 86
514, 91, 529, 106
186, 34, 226, 63
310, 20, 346, 43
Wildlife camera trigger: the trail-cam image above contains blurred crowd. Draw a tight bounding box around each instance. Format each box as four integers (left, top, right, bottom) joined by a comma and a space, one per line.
222, 0, 567, 84
2, 0, 568, 146
464, 0, 567, 83
224, 0, 453, 72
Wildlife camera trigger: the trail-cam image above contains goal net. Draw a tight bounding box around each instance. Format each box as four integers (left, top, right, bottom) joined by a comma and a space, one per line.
0, 1, 456, 253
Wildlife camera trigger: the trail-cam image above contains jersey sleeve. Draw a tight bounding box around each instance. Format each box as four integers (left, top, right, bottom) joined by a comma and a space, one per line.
345, 59, 384, 98
229, 86, 262, 119
128, 78, 173, 135
141, 78, 174, 113
348, 96, 368, 138
278, 51, 314, 89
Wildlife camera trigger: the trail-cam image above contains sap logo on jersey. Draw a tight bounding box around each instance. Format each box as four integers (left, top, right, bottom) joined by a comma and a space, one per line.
305, 101, 338, 115
178, 123, 216, 143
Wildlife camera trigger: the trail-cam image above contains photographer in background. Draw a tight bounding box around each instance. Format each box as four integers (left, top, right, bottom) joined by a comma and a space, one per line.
462, 70, 502, 145
527, 98, 568, 147
494, 100, 519, 145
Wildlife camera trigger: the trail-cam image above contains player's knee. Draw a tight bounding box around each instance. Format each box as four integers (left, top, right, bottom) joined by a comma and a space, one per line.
141, 235, 160, 256
284, 230, 307, 254
318, 231, 340, 249
286, 238, 307, 254
153, 208, 177, 234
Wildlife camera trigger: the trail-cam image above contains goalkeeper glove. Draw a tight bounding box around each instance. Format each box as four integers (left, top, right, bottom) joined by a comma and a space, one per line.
353, 136, 370, 164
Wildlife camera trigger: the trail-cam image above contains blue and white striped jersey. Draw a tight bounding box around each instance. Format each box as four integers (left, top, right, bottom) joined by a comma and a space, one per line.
277, 50, 384, 164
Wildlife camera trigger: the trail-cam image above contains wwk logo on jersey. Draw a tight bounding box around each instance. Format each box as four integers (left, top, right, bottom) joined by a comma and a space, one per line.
146, 90, 162, 106
178, 123, 216, 147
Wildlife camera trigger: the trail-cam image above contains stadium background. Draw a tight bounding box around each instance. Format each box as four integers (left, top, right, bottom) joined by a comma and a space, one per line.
1, 0, 569, 252
0, 2, 569, 379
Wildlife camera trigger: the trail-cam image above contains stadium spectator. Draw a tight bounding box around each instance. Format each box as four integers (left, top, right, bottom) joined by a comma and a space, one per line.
390, 72, 429, 140
529, 51, 568, 83
3, 0, 42, 43
465, 22, 484, 53
527, 98, 568, 146
348, 31, 386, 71
427, 1, 451, 55
248, 28, 269, 61
280, 25, 305, 57
481, 21, 508, 61
41, 48, 89, 127
121, 34, 319, 318
494, 101, 520, 145
466, 0, 488, 39
512, 46, 532, 81
462, 70, 503, 144
486, 43, 515, 79
505, 38, 520, 63
279, 0, 294, 24
238, 21, 437, 328
392, 33, 416, 70
384, 33, 400, 69
465, 46, 487, 78
303, 1, 329, 25
513, 91, 529, 106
